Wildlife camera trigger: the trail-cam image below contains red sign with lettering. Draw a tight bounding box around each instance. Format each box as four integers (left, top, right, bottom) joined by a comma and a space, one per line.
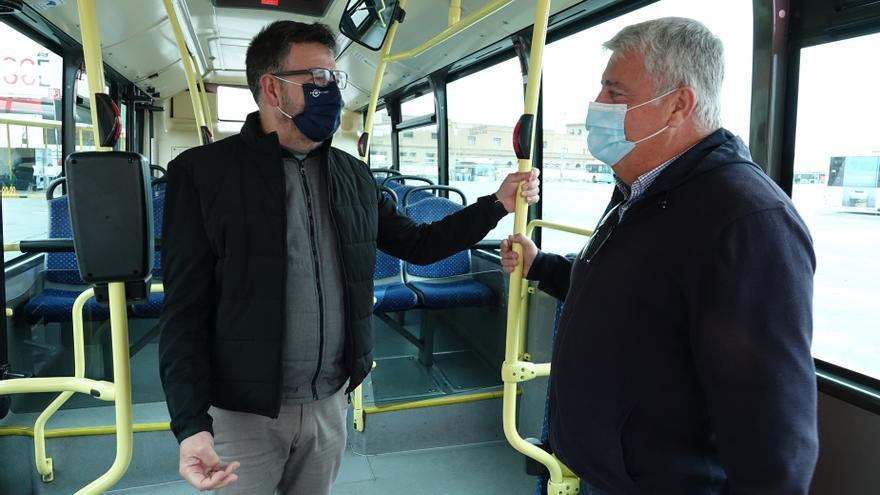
261, 0, 279, 6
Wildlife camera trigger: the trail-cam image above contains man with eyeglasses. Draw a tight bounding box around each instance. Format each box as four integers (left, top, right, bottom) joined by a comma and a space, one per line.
158, 20, 540, 495
502, 17, 817, 495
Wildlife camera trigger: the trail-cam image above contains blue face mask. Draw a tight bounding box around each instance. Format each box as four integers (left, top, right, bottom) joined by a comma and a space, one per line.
584, 88, 677, 167
275, 78, 344, 142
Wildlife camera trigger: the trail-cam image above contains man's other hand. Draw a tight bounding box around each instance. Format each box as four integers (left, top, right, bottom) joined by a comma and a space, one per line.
495, 169, 540, 213
179, 431, 240, 491
501, 234, 538, 277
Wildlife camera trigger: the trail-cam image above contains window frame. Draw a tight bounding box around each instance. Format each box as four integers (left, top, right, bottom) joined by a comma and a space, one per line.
779, 3, 880, 404
355, 0, 880, 405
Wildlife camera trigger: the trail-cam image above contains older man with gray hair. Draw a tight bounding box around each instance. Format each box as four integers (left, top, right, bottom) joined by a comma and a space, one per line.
501, 17, 818, 494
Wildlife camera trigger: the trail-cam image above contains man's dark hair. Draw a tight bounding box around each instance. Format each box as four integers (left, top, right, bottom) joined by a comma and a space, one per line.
246, 21, 337, 103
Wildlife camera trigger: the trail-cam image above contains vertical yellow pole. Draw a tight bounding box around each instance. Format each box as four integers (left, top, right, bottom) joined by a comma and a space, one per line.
360, 0, 407, 162
33, 288, 95, 482
76, 0, 110, 152
162, 0, 207, 144
5, 124, 11, 178
78, 282, 133, 494
448, 0, 461, 26
192, 52, 214, 136
500, 1, 580, 493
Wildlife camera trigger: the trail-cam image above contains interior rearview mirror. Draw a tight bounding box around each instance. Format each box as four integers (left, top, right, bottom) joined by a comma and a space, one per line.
339, 0, 400, 51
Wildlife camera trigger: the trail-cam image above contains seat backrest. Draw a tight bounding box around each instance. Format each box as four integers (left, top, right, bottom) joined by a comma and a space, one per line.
405, 197, 470, 278
45, 195, 84, 284
151, 181, 166, 278
374, 187, 402, 280
374, 249, 401, 279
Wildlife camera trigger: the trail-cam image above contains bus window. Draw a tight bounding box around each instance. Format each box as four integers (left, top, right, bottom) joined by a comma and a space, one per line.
791, 32, 880, 380
217, 85, 258, 126
398, 93, 437, 181
74, 70, 108, 152
369, 106, 392, 167
448, 57, 522, 240
541, 0, 753, 254
0, 21, 63, 260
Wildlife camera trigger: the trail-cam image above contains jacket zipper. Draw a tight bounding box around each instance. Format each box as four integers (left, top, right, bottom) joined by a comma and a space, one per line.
276, 151, 287, 417
297, 158, 326, 401
324, 159, 351, 392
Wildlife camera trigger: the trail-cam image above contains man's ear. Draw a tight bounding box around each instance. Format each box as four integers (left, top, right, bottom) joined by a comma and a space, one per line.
260, 74, 281, 108
667, 86, 696, 128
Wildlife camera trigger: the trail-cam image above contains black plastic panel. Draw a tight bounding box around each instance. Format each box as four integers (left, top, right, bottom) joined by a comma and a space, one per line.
210, 0, 333, 17
65, 152, 153, 283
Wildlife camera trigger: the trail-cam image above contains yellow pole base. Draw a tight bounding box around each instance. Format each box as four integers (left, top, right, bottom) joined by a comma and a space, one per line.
547, 477, 580, 494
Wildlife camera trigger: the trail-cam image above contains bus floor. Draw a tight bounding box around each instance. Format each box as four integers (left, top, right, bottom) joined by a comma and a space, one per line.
100, 441, 535, 494
0, 401, 535, 495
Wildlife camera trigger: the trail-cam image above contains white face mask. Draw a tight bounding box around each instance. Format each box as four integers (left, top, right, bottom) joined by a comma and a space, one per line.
584, 88, 678, 167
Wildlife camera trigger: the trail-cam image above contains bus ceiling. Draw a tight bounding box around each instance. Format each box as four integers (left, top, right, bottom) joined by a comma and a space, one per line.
15, 0, 587, 112
208, 0, 335, 17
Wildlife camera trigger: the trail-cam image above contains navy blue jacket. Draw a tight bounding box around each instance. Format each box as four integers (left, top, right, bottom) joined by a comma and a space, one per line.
528, 129, 818, 494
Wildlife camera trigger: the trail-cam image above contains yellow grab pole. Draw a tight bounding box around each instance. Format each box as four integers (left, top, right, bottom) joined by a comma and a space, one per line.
5, 124, 11, 177
448, 0, 461, 26
517, 221, 594, 354
79, 282, 133, 494
352, 360, 375, 432
500, 0, 581, 493
33, 288, 94, 482
76, 0, 110, 152
359, 0, 407, 162
162, 0, 207, 144
385, 0, 513, 63
191, 52, 214, 136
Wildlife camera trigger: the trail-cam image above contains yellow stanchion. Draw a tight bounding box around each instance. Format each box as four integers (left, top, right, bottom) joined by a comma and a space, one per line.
496, 0, 582, 493
163, 0, 207, 144
359, 0, 515, 162
191, 52, 214, 137
78, 0, 109, 152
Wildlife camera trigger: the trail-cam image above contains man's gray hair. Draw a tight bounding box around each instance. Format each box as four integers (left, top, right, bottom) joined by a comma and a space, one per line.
604, 17, 724, 132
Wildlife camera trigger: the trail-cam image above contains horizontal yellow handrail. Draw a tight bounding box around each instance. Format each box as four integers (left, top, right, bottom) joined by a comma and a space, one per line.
526, 219, 592, 238
0, 376, 116, 398
0, 117, 93, 130
385, 0, 514, 62
363, 388, 519, 414
0, 422, 170, 438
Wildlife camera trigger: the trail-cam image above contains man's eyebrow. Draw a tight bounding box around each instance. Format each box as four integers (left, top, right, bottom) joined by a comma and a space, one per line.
602, 79, 628, 91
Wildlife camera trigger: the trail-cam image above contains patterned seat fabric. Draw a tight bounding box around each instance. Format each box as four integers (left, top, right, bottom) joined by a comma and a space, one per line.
405, 197, 494, 308
152, 182, 165, 278
373, 282, 419, 313
45, 196, 85, 284
23, 288, 109, 324
408, 279, 493, 309
28, 182, 167, 325
372, 246, 418, 313
372, 188, 419, 313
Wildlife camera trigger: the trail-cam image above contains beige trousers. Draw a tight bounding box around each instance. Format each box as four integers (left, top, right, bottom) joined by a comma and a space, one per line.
211, 387, 349, 495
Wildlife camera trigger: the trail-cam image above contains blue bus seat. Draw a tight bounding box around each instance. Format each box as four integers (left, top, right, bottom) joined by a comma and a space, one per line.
45, 196, 85, 285
382, 175, 435, 211
26, 180, 167, 324
373, 187, 418, 313
404, 197, 493, 308
151, 181, 166, 279
23, 288, 109, 324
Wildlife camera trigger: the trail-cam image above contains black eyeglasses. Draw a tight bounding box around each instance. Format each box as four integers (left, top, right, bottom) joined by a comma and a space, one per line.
272, 68, 348, 90
579, 202, 623, 263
